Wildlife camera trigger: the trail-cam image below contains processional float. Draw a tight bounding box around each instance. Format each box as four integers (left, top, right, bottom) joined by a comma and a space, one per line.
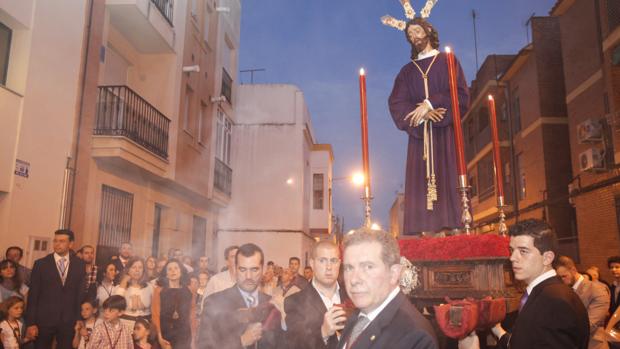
349, 0, 520, 340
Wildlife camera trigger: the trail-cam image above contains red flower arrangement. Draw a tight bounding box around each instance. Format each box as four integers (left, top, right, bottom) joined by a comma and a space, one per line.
399, 234, 510, 261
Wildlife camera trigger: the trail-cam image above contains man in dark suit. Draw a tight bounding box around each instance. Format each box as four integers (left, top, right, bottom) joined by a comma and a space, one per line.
490, 219, 589, 349
197, 243, 282, 349
110, 242, 133, 277
285, 240, 349, 349
336, 227, 438, 349
289, 256, 309, 290
25, 229, 88, 349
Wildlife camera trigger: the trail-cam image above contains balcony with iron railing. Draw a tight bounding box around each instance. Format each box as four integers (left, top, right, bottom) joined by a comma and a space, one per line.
150, 0, 173, 25
106, 0, 175, 53
94, 85, 170, 159
214, 158, 232, 196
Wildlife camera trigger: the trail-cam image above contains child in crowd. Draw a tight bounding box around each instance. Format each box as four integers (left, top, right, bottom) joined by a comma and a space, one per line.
86, 295, 134, 349
73, 300, 101, 349
0, 296, 28, 349
195, 271, 209, 315
133, 318, 160, 349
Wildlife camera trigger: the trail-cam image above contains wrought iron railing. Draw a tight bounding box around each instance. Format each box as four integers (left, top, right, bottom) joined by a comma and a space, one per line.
221, 68, 233, 104
214, 158, 232, 196
151, 0, 174, 25
95, 85, 170, 159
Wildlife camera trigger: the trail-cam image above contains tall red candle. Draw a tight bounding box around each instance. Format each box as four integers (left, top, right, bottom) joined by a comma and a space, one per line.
445, 47, 467, 179
487, 95, 505, 200
359, 68, 371, 199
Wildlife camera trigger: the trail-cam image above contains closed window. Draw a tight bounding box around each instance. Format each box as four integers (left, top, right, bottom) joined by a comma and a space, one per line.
0, 22, 11, 85
477, 153, 495, 200
183, 86, 193, 133
313, 174, 324, 210
198, 102, 207, 145
97, 185, 133, 265
512, 90, 521, 133
216, 109, 232, 165
516, 153, 526, 200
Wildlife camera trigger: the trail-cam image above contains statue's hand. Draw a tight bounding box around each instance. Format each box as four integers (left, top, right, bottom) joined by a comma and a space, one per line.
425, 108, 447, 122
405, 103, 430, 127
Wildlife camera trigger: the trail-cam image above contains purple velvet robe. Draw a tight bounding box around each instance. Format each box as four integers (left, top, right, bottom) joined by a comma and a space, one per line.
389, 52, 470, 234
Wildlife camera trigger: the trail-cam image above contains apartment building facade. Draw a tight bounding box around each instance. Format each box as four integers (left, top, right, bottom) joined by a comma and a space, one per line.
464, 17, 576, 257
552, 0, 620, 275
0, 0, 241, 267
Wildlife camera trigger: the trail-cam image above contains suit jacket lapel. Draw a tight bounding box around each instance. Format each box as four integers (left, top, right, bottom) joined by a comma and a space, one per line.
47, 254, 64, 288
519, 276, 561, 317
351, 292, 406, 349
308, 285, 328, 315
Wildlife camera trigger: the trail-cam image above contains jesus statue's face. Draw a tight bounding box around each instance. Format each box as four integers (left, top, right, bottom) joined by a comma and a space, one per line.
407, 24, 430, 54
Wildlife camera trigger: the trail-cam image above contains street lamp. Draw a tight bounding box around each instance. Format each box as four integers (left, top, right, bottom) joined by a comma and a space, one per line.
333, 172, 365, 187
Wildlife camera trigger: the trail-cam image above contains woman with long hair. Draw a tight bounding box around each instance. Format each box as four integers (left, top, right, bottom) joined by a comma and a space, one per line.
96, 261, 118, 307
0, 259, 27, 301
145, 257, 157, 281
152, 259, 195, 349
112, 257, 153, 327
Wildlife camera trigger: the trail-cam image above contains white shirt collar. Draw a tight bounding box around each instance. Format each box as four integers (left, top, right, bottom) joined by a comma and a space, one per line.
415, 49, 440, 61
53, 253, 70, 264
362, 287, 401, 322
312, 279, 341, 309
573, 274, 585, 291
526, 269, 557, 295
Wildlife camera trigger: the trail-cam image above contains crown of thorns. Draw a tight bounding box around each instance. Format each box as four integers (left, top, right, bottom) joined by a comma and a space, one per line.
381, 0, 438, 31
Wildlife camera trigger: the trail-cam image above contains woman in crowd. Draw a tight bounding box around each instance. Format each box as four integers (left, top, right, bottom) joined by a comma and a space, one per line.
145, 257, 158, 281
0, 260, 28, 301
113, 257, 154, 327
152, 259, 195, 349
96, 261, 118, 307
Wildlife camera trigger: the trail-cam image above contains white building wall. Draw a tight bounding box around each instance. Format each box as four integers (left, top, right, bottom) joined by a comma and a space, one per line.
217, 84, 325, 268
0, 0, 88, 264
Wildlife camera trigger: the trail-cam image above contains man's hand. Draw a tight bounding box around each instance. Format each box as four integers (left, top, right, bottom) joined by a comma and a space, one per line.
240, 322, 262, 347
404, 103, 431, 127
425, 107, 447, 122
320, 306, 347, 339
458, 331, 480, 349
26, 325, 38, 340
491, 323, 507, 339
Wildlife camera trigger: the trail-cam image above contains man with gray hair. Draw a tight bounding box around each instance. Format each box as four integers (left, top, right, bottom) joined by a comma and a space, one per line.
337, 227, 438, 349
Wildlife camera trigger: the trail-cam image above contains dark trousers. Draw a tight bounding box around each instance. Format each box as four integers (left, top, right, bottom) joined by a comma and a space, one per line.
34, 324, 74, 349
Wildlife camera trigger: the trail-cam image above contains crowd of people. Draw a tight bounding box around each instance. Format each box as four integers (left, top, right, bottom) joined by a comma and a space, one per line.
0, 219, 619, 349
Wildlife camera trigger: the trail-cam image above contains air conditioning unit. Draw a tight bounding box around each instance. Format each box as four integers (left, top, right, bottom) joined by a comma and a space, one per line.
579, 148, 605, 172
577, 118, 602, 143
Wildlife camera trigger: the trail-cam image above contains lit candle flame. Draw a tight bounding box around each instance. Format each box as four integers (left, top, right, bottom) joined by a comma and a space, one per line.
445, 46, 452, 53
359, 68, 366, 76
488, 94, 494, 101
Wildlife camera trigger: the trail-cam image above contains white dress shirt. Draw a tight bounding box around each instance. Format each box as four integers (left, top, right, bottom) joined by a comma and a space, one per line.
53, 253, 70, 281
526, 269, 557, 295
312, 279, 341, 310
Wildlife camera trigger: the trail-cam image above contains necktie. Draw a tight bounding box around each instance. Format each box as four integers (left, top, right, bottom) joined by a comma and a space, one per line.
246, 295, 256, 308
519, 291, 529, 312
58, 257, 67, 284
347, 315, 370, 349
